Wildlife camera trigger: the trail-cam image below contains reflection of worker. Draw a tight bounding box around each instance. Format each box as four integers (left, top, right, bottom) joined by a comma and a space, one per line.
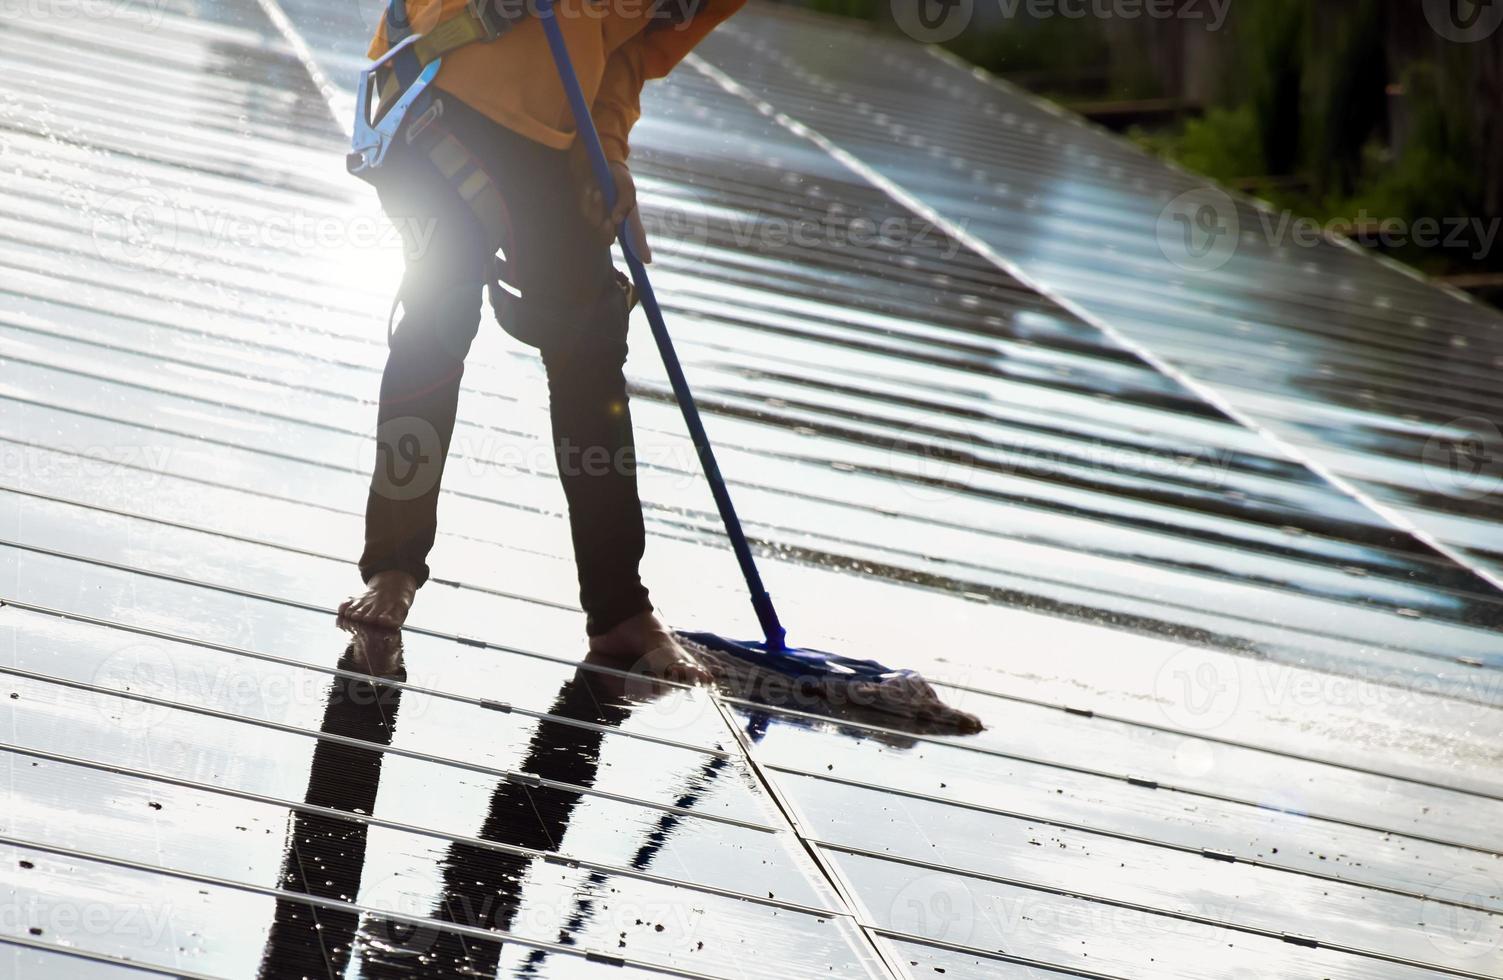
340, 0, 739, 684
257, 623, 407, 979
258, 622, 674, 976
357, 653, 640, 976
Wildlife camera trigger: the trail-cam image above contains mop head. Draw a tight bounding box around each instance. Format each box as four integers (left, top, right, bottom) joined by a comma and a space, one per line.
677, 631, 983, 736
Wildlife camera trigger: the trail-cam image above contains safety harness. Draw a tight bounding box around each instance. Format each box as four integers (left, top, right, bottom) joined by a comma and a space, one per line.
347, 0, 635, 340
348, 0, 526, 242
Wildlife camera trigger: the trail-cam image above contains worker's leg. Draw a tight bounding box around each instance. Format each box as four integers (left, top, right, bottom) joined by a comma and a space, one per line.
453, 100, 703, 678
541, 332, 652, 636
476, 114, 652, 635
343, 115, 489, 628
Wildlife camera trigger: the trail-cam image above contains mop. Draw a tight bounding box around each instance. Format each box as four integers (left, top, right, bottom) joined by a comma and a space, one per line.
535, 0, 981, 735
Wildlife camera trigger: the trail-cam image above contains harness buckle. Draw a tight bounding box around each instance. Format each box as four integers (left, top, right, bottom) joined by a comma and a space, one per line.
347, 35, 442, 179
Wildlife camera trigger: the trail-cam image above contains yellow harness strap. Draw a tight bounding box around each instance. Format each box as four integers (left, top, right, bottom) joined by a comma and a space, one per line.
425, 125, 512, 251
377, 10, 494, 104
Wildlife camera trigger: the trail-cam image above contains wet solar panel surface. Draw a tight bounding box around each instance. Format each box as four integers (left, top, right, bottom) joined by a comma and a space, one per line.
2, 1, 1502, 978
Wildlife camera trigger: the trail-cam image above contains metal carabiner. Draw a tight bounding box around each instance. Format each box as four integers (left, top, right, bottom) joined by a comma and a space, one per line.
347, 36, 442, 179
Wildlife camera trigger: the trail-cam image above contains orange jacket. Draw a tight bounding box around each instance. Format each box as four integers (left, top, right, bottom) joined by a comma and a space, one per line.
369, 0, 745, 161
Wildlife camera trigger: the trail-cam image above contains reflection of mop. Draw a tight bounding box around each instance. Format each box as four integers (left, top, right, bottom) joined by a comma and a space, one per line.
536, 0, 979, 734
512, 700, 942, 974
514, 754, 731, 976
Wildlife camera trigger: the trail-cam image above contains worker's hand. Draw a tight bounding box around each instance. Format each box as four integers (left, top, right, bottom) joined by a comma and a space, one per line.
575, 150, 653, 263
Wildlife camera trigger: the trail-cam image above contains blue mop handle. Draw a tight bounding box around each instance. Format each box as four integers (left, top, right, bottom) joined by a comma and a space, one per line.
537, 0, 787, 651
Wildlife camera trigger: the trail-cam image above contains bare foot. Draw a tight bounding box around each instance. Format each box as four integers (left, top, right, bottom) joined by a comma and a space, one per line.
338, 570, 417, 629
337, 616, 407, 679
588, 611, 711, 686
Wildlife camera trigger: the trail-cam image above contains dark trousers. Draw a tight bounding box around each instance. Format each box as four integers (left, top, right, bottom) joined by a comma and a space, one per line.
358, 94, 651, 635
